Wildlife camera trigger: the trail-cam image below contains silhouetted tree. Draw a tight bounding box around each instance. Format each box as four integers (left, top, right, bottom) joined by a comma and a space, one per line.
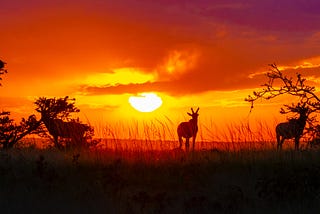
35, 96, 80, 119
0, 111, 41, 149
246, 63, 320, 147
0, 60, 41, 149
246, 63, 320, 112
0, 61, 93, 150
35, 96, 93, 149
0, 59, 7, 86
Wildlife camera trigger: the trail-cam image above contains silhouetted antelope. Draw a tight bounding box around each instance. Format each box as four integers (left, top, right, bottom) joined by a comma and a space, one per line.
276, 105, 309, 150
0, 60, 5, 69
41, 113, 90, 148
177, 107, 199, 151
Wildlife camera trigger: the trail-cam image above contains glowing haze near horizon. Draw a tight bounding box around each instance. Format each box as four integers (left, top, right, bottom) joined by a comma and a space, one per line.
1, 0, 320, 140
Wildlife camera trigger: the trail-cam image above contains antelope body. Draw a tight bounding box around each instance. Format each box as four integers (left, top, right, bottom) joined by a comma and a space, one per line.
41, 115, 89, 148
276, 107, 308, 150
177, 108, 199, 151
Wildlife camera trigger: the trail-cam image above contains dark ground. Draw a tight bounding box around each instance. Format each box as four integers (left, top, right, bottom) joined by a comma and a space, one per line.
1, 148, 320, 213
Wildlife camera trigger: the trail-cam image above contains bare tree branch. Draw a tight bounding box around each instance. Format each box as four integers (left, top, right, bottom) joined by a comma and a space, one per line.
245, 63, 320, 113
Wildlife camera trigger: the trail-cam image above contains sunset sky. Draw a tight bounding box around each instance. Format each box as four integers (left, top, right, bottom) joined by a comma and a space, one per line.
1, 0, 320, 140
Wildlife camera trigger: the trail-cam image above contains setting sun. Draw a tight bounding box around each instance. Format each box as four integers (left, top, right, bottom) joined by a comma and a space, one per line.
129, 93, 162, 112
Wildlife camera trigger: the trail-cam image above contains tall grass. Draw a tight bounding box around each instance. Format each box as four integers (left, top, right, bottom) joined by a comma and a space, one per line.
2, 142, 320, 213
90, 118, 283, 152
20, 117, 312, 152
3, 119, 319, 213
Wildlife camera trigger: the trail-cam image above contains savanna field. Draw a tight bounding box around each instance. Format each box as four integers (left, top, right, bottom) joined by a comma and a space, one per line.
2, 60, 320, 214
2, 125, 320, 214
2, 1, 320, 213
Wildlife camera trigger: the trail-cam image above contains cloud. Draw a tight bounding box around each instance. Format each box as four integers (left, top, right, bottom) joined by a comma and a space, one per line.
80, 74, 257, 97
162, 50, 199, 75
79, 36, 320, 96
2, 0, 320, 98
192, 0, 320, 32
81, 82, 173, 96
81, 51, 320, 97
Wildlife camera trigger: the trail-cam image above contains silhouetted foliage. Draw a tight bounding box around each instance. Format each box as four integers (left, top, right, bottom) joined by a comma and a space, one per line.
0, 111, 41, 149
246, 63, 320, 112
0, 61, 95, 150
0, 59, 7, 86
34, 96, 94, 149
246, 64, 320, 147
0, 60, 41, 149
35, 96, 80, 120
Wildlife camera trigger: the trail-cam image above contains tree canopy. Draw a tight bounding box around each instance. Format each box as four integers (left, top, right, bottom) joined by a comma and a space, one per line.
35, 96, 94, 149
35, 96, 80, 120
246, 64, 320, 143
246, 63, 320, 113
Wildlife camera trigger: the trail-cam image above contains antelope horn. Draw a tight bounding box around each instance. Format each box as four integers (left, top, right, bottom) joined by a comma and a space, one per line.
191, 108, 194, 113
195, 107, 199, 113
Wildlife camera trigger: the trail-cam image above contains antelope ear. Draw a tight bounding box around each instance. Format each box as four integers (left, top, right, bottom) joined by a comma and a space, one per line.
196, 107, 199, 113
188, 112, 192, 116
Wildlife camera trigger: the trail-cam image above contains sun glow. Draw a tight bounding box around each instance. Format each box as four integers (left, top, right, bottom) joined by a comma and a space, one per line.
129, 93, 162, 112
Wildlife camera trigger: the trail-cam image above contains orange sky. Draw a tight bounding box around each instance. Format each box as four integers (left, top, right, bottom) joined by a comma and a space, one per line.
1, 0, 320, 140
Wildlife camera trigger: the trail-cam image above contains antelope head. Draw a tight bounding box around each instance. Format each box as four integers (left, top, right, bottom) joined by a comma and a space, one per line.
290, 103, 310, 119
188, 107, 199, 122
